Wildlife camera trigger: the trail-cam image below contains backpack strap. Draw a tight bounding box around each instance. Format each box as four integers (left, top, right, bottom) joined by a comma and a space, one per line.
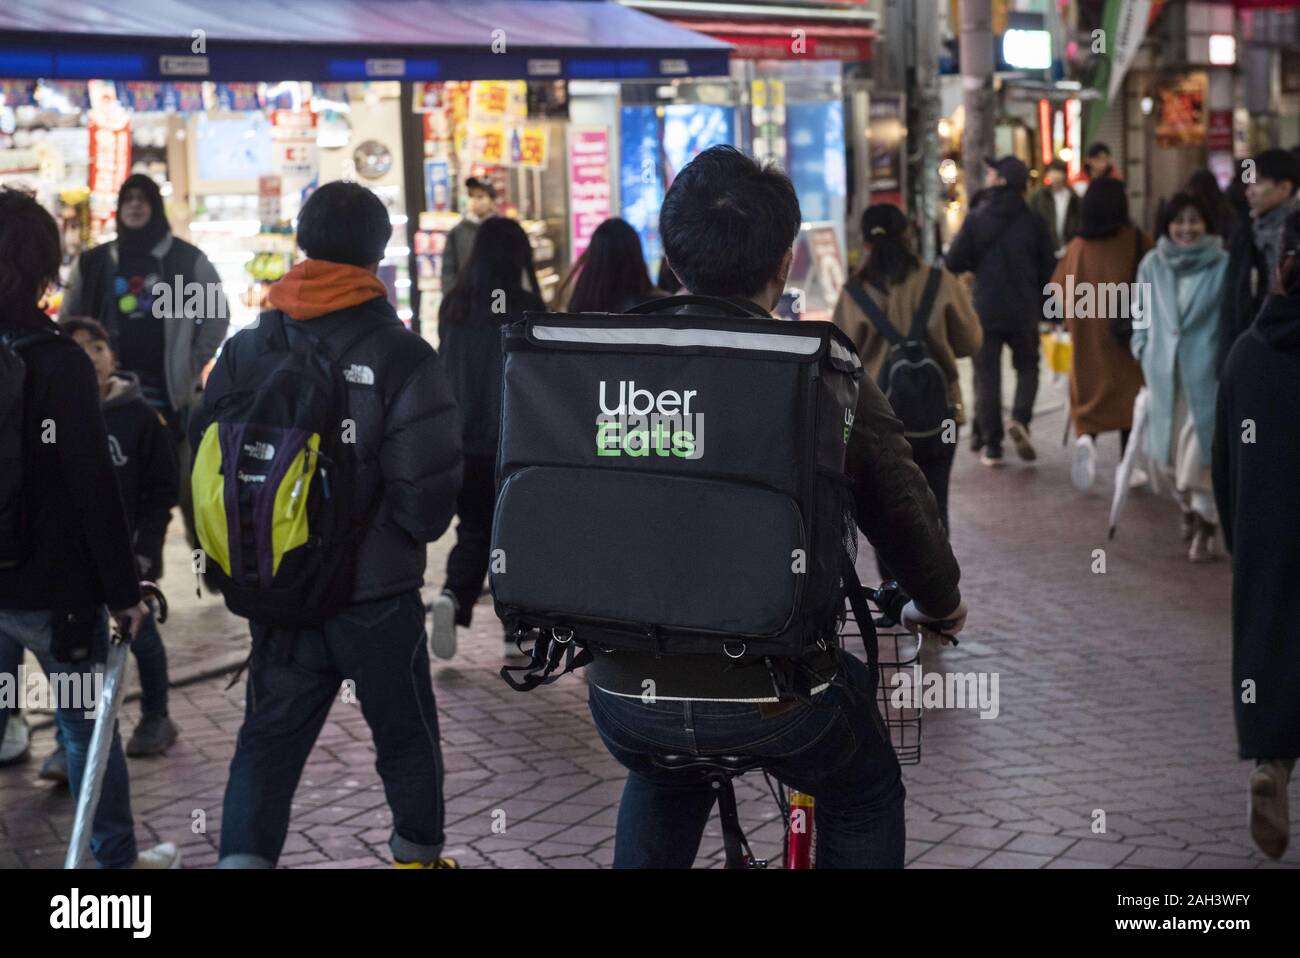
908, 266, 943, 344
844, 282, 903, 348
841, 555, 880, 683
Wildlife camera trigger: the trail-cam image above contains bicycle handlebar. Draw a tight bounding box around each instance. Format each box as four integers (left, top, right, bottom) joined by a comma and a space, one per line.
868, 581, 960, 645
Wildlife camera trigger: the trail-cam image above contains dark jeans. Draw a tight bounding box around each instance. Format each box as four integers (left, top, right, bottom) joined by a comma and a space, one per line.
128, 612, 169, 717
972, 326, 1039, 449
588, 650, 905, 868
218, 589, 446, 867
878, 429, 957, 583
0, 608, 137, 867
443, 454, 495, 626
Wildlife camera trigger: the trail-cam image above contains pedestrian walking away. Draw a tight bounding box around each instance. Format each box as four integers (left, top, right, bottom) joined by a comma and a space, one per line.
1052, 177, 1149, 491
190, 181, 463, 869
1131, 194, 1226, 562
430, 216, 545, 662
1212, 208, 1300, 860
0, 188, 179, 869
945, 155, 1056, 467
833, 202, 982, 539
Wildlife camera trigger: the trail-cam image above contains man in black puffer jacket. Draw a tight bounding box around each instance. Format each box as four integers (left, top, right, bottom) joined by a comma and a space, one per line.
191, 182, 464, 869
946, 156, 1056, 466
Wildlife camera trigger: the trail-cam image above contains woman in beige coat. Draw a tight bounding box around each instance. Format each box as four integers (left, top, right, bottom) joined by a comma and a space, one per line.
832, 204, 982, 531
1051, 177, 1149, 490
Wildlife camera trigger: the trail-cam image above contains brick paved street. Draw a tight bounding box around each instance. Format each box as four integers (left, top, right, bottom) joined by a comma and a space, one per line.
2, 369, 1297, 870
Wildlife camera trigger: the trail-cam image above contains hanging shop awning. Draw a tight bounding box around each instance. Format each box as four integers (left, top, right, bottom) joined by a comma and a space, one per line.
665, 19, 873, 62
621, 1, 875, 62
0, 0, 732, 82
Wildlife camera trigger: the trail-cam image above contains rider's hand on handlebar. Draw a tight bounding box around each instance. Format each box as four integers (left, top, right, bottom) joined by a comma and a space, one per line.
901, 599, 967, 641
110, 601, 150, 643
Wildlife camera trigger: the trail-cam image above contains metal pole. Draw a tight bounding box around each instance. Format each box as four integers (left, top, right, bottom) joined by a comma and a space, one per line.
960, 0, 997, 196
65, 640, 130, 869
914, 0, 942, 261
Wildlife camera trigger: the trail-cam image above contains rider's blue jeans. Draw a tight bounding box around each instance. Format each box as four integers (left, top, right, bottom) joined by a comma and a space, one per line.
588, 649, 905, 868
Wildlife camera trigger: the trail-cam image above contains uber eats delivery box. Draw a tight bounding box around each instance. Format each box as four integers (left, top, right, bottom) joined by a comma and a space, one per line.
490, 295, 863, 666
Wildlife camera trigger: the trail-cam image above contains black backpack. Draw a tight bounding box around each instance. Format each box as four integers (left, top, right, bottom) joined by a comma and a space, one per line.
490, 295, 864, 690
0, 330, 55, 569
844, 267, 951, 440
190, 312, 377, 630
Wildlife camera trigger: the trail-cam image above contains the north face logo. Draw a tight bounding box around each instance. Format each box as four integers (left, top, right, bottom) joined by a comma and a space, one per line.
242, 441, 275, 461
344, 364, 375, 385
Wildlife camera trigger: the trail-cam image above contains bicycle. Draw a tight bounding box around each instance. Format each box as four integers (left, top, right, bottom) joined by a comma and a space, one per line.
651, 580, 958, 870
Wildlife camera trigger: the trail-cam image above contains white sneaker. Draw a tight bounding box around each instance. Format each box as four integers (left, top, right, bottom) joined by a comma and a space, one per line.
1128, 466, 1149, 489
0, 715, 30, 766
429, 592, 458, 661
1071, 435, 1096, 491
132, 841, 183, 869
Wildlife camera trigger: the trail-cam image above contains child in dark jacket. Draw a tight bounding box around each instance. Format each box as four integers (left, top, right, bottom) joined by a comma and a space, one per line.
65, 317, 181, 758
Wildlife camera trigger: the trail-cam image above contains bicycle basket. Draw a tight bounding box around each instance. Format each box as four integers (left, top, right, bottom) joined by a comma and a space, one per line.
840, 599, 924, 764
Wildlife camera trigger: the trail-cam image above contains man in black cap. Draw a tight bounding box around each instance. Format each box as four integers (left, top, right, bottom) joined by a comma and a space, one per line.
945, 155, 1056, 466
439, 176, 497, 296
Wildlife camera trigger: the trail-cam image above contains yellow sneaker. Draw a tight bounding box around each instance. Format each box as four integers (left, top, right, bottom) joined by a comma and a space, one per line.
393, 857, 460, 869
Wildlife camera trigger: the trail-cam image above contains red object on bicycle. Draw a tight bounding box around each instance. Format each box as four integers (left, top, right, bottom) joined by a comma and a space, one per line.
786, 791, 815, 869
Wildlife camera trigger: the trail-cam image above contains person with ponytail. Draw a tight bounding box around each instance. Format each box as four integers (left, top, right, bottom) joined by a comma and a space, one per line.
1212, 208, 1300, 860
832, 204, 982, 531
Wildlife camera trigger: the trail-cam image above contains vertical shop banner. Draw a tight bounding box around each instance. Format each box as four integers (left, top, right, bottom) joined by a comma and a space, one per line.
569, 127, 612, 262
425, 158, 451, 212
1106, 0, 1153, 105
619, 106, 663, 275
88, 96, 131, 236
271, 110, 318, 222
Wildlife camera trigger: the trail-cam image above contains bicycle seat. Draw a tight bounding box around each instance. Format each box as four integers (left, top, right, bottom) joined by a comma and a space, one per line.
652, 754, 766, 775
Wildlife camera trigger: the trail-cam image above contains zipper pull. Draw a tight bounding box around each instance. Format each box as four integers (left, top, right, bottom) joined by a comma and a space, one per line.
320, 466, 331, 499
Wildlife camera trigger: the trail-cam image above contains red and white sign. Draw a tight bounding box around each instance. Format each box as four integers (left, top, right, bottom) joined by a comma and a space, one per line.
1207, 110, 1233, 152
568, 127, 611, 262
272, 110, 319, 180
88, 105, 131, 236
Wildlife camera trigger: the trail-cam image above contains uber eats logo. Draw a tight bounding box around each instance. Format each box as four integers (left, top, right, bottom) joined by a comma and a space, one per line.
596, 380, 704, 459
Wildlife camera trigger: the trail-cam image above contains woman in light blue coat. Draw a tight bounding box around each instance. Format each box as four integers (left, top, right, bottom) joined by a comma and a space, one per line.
1132, 192, 1228, 561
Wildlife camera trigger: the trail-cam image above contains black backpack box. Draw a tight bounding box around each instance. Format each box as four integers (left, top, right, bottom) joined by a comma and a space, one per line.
490, 296, 862, 686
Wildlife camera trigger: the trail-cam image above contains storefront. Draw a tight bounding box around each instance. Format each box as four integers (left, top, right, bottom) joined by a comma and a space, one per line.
0, 0, 730, 339
619, 0, 877, 320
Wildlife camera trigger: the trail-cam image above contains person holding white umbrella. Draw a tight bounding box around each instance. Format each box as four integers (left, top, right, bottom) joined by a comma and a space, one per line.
1132, 192, 1227, 562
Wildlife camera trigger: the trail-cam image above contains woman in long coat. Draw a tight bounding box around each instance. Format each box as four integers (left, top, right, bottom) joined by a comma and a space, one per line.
1132, 192, 1227, 561
1052, 178, 1149, 490
1212, 209, 1300, 860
